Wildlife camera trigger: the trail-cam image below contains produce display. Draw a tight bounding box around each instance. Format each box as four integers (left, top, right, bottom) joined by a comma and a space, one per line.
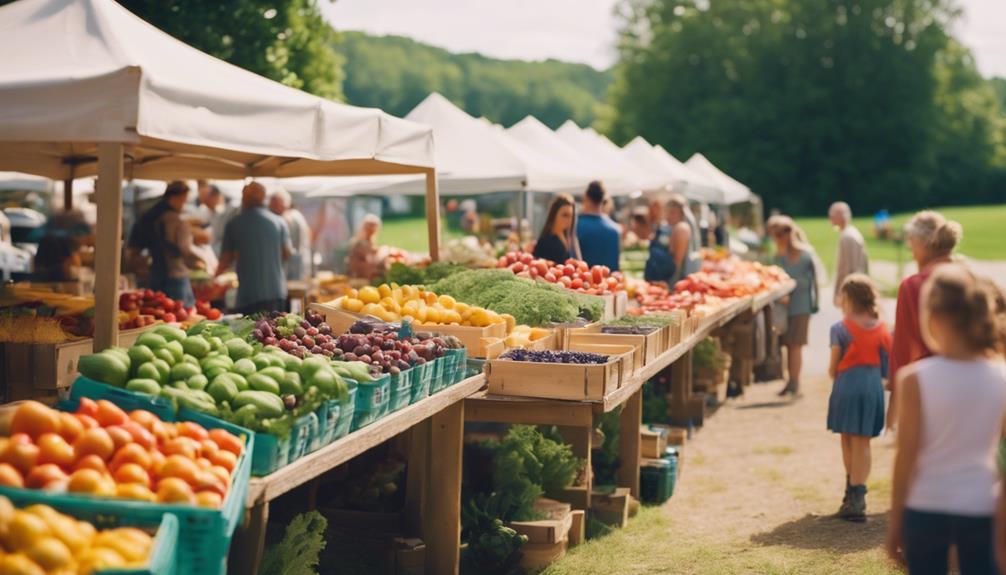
248, 311, 336, 359
0, 495, 158, 574
119, 289, 222, 325
503, 325, 552, 348
497, 252, 625, 295
383, 261, 467, 287
429, 269, 604, 327
329, 283, 512, 329
442, 237, 498, 267
0, 400, 242, 508
634, 257, 790, 313
601, 313, 682, 334
498, 349, 609, 365
341, 318, 449, 376
75, 322, 351, 437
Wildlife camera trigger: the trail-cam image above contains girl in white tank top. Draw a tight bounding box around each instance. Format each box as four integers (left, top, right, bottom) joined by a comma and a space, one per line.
886, 265, 1006, 575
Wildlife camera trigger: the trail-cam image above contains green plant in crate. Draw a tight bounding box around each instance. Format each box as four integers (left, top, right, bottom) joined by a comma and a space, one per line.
693, 337, 726, 371
592, 409, 621, 486
259, 511, 328, 575
460, 499, 527, 575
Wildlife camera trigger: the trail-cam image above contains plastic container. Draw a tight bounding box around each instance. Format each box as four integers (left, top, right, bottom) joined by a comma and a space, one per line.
95, 513, 179, 575
352, 375, 391, 431
445, 348, 468, 385
428, 357, 447, 395
315, 399, 341, 447
409, 362, 432, 404
287, 410, 320, 462
70, 376, 175, 421
332, 383, 357, 441
14, 400, 252, 575
388, 370, 413, 413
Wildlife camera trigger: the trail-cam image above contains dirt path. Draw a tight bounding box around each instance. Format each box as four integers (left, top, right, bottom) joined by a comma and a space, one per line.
545, 306, 902, 575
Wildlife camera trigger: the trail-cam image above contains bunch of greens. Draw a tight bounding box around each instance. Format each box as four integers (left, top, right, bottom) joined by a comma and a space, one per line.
430, 269, 603, 326
603, 313, 681, 329
325, 458, 406, 513
258, 511, 327, 575
693, 337, 726, 371
460, 500, 526, 575
382, 261, 466, 286
592, 410, 622, 486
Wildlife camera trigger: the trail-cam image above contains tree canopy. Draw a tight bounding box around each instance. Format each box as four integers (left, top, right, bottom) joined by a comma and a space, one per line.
336, 32, 612, 129
606, 0, 1006, 215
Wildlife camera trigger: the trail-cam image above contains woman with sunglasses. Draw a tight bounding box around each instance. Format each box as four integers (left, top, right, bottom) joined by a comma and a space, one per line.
770, 215, 819, 397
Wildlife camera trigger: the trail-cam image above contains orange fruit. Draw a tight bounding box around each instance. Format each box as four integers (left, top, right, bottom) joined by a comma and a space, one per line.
10, 401, 60, 441
76, 547, 127, 572
25, 536, 72, 571
128, 410, 159, 432
209, 428, 243, 456
115, 482, 155, 502
176, 422, 209, 442
93, 530, 149, 562
8, 433, 31, 446
157, 455, 199, 485
0, 553, 46, 575
4, 512, 50, 551
112, 463, 150, 488
36, 433, 75, 469
155, 477, 195, 504
196, 457, 212, 470
0, 463, 24, 487
198, 439, 219, 460
208, 465, 232, 487
94, 400, 128, 428
208, 450, 237, 473
72, 428, 114, 462
25, 464, 68, 490
67, 468, 110, 495
76, 414, 99, 429
110, 444, 151, 472
120, 422, 156, 450
1, 443, 39, 476
161, 437, 199, 460
76, 398, 98, 418
195, 490, 223, 508
0, 437, 10, 456
73, 454, 109, 474
148, 450, 166, 476
192, 471, 227, 498
104, 427, 132, 452
56, 413, 83, 443
150, 420, 177, 444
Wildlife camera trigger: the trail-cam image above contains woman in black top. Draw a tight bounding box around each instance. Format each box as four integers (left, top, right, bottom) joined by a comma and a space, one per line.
533, 193, 581, 263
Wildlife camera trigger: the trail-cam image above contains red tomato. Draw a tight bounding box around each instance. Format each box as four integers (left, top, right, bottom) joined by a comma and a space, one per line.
559, 276, 572, 288
519, 253, 533, 265
570, 278, 583, 290
543, 272, 557, 283
533, 261, 548, 276
591, 266, 604, 284
510, 262, 525, 273
163, 312, 176, 323
206, 309, 222, 320
562, 265, 575, 278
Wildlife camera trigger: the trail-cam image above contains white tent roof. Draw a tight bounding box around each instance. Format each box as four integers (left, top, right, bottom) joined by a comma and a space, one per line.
582, 129, 668, 191
483, 121, 591, 194
554, 121, 646, 195
622, 139, 722, 202
684, 153, 753, 205
507, 116, 594, 187
0, 0, 435, 181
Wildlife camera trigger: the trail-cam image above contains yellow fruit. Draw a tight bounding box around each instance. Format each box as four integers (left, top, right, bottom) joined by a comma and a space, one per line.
358, 286, 380, 305
401, 285, 418, 300
443, 310, 462, 324
4, 512, 50, 552
489, 314, 506, 325
361, 303, 385, 318
75, 547, 126, 573
25, 537, 72, 570
0, 554, 44, 575
455, 302, 470, 315
437, 295, 456, 309
93, 531, 146, 562
501, 314, 517, 333
115, 483, 156, 502
342, 298, 364, 313
377, 284, 392, 298
377, 309, 398, 323
380, 297, 401, 314
46, 516, 90, 555
425, 307, 441, 324
470, 309, 491, 328
0, 496, 15, 540
423, 292, 438, 306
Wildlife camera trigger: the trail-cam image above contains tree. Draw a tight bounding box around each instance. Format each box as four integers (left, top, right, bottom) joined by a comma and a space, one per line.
607, 0, 1005, 214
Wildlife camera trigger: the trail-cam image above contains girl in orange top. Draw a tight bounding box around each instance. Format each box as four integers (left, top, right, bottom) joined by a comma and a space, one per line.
828, 274, 892, 523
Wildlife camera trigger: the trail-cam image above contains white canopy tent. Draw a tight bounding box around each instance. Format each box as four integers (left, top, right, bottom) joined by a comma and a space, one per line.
482, 121, 591, 194
506, 116, 595, 188
684, 153, 754, 205
622, 139, 723, 202
554, 121, 647, 195
0, 0, 438, 348
581, 128, 668, 192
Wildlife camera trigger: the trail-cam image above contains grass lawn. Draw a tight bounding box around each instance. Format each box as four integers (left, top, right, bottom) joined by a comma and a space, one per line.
795, 204, 1006, 273
377, 215, 465, 253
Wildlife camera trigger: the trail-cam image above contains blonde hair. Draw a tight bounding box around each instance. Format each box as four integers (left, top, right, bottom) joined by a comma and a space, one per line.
905, 210, 962, 257
922, 264, 1006, 354
767, 214, 810, 253
840, 273, 880, 318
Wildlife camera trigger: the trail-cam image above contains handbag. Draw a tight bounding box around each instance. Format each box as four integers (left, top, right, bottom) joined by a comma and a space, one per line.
771, 302, 789, 336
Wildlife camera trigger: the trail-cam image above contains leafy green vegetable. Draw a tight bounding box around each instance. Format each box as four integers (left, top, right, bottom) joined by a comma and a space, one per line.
693, 337, 726, 371
258, 511, 327, 575
383, 261, 467, 286
593, 409, 621, 486
603, 313, 682, 328
461, 500, 526, 575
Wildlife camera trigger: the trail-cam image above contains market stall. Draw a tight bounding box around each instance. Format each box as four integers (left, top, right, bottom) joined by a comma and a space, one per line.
621, 137, 722, 202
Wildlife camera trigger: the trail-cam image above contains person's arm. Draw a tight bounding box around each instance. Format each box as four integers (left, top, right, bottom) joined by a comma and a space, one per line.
889, 280, 915, 386
809, 254, 820, 313
280, 221, 292, 262
887, 371, 922, 567
670, 222, 690, 271
834, 235, 852, 305
216, 250, 236, 276
828, 346, 841, 380
216, 220, 236, 276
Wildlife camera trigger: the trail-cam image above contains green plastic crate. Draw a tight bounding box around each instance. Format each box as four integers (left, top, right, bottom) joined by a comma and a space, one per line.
287, 410, 320, 461
95, 513, 178, 575
352, 375, 390, 430
332, 383, 357, 440
409, 362, 432, 403
429, 357, 447, 395
70, 376, 175, 421
640, 453, 678, 505
11, 402, 252, 575
315, 399, 341, 448
443, 348, 467, 385
388, 370, 413, 413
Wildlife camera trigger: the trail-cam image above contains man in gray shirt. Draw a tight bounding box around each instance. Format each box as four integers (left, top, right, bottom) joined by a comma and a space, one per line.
217, 182, 292, 315
829, 201, 869, 306
268, 188, 311, 282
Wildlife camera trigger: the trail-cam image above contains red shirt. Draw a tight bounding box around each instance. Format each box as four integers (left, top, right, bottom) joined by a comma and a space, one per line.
889, 259, 951, 387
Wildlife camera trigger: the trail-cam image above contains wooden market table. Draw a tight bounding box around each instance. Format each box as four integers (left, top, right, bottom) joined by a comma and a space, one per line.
232, 374, 487, 575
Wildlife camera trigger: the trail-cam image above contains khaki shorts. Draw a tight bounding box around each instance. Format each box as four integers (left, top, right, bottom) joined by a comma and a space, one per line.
780, 314, 810, 346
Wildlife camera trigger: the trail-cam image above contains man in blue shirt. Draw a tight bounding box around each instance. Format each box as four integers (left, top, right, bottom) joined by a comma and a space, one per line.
217, 182, 292, 314
576, 181, 621, 271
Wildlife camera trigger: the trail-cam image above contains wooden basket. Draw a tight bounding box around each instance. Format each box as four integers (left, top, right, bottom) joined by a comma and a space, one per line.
485, 344, 634, 402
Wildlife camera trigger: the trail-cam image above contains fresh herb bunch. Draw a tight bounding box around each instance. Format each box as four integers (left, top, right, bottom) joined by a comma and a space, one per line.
383, 261, 467, 286
603, 313, 681, 328
500, 349, 609, 364
259, 511, 327, 575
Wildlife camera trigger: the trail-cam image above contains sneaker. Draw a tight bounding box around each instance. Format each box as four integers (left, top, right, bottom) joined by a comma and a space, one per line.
840, 485, 867, 523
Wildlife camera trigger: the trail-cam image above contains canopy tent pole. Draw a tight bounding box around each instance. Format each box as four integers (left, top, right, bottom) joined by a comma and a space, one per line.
425, 167, 441, 261
63, 177, 73, 211
93, 143, 124, 351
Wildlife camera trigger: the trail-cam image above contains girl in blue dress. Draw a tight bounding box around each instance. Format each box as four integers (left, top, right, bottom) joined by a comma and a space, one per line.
828, 273, 891, 522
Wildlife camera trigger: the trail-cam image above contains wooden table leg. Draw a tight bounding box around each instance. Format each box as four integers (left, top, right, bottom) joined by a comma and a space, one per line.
556, 425, 593, 510
406, 419, 430, 535
669, 350, 693, 420
616, 388, 642, 497
424, 401, 463, 575
230, 500, 269, 574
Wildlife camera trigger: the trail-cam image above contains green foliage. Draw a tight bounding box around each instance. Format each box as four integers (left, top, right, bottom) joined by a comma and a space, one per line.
607, 0, 1006, 214
592, 410, 622, 486
259, 511, 328, 575
693, 338, 725, 371
461, 500, 527, 575
337, 32, 612, 128
382, 261, 467, 287
108, 0, 343, 99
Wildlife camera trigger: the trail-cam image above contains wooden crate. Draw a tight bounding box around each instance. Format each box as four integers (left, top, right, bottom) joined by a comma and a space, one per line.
567, 342, 638, 379
393, 537, 425, 575
519, 540, 567, 570
486, 343, 633, 401
551, 484, 590, 511
568, 510, 586, 547
590, 487, 631, 528
309, 302, 507, 358
640, 426, 668, 460
2, 326, 152, 402
567, 327, 661, 367
510, 499, 572, 544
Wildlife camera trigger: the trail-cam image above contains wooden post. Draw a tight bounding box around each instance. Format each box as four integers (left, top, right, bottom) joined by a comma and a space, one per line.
229, 500, 269, 574
424, 401, 462, 575
93, 143, 124, 351
617, 389, 642, 497
670, 350, 692, 415
63, 178, 73, 211
405, 419, 430, 535
424, 167, 442, 261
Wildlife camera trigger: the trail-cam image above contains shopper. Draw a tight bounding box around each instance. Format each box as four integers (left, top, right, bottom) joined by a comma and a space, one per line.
31, 235, 81, 282
827, 274, 891, 522
829, 201, 869, 307
125, 180, 200, 307
644, 194, 699, 285
346, 214, 383, 280
576, 181, 621, 271
886, 264, 1006, 574
194, 182, 233, 255
269, 188, 312, 282
888, 211, 962, 431
533, 193, 580, 263
770, 215, 818, 397
216, 182, 291, 315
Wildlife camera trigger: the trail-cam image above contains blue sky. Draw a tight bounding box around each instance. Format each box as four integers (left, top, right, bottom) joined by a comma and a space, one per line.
322, 0, 1006, 78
